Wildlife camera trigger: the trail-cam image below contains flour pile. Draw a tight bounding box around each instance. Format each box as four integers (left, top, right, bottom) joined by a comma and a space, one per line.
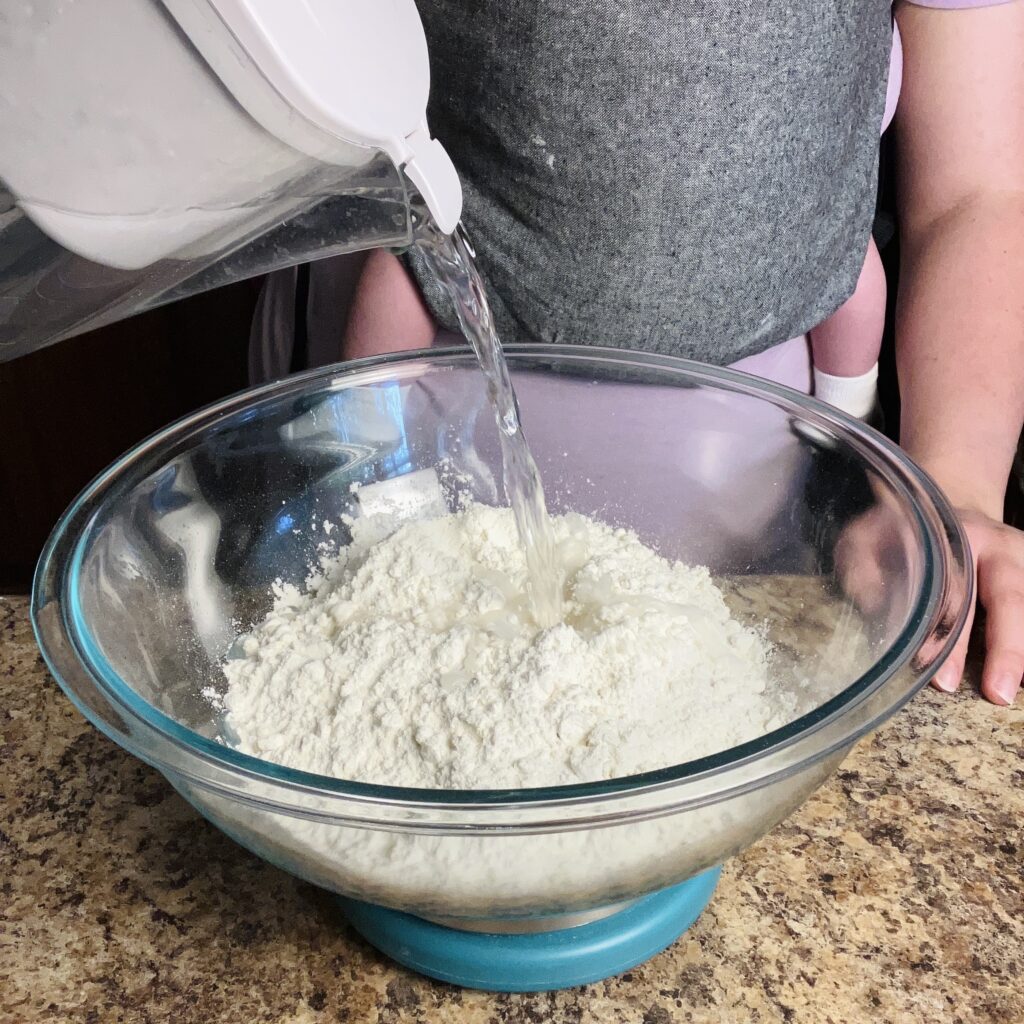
222, 503, 784, 789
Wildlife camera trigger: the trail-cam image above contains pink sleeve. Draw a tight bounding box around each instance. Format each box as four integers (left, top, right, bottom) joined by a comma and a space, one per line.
903, 1, 1014, 7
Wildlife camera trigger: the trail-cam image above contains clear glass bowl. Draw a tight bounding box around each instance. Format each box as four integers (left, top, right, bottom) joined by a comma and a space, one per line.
33, 346, 970, 926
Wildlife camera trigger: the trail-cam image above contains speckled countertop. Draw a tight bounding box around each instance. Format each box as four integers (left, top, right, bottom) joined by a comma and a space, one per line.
2, 593, 1022, 1024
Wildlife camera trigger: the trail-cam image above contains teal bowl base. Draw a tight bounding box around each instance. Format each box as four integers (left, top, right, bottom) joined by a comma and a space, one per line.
337, 866, 722, 993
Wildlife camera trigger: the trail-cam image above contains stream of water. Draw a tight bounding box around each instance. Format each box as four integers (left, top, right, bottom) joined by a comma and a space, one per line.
415, 222, 564, 627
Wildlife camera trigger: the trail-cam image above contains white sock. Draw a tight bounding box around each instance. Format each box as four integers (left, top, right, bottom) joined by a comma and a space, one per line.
813, 363, 879, 420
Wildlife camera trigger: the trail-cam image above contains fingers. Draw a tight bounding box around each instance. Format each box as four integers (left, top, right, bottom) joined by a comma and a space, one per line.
834, 503, 1022, 706
914, 535, 974, 677
979, 566, 1024, 705
931, 512, 979, 694
932, 597, 974, 694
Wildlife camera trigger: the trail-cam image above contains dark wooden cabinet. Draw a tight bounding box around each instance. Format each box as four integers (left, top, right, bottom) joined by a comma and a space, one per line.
0, 280, 261, 592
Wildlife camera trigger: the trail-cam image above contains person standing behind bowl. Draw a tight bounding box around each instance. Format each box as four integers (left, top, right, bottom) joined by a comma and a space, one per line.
252, 1, 1024, 706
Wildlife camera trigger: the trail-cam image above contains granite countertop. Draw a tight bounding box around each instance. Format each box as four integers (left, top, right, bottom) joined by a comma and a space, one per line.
2, 593, 1021, 1024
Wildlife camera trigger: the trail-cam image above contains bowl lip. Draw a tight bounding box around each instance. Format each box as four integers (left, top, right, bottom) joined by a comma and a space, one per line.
32, 343, 971, 818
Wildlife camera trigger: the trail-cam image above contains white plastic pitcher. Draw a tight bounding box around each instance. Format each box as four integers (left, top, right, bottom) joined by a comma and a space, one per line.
0, 0, 462, 359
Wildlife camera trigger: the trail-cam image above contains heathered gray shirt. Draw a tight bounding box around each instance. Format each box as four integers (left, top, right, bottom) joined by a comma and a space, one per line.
406, 1, 893, 364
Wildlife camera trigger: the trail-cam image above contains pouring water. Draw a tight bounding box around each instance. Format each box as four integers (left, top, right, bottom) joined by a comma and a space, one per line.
415, 220, 564, 628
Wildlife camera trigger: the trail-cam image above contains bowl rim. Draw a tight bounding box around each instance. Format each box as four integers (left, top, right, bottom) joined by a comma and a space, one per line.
32, 344, 972, 823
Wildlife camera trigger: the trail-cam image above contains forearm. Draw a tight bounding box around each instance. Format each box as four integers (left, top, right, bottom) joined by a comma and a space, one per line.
896, 195, 1024, 517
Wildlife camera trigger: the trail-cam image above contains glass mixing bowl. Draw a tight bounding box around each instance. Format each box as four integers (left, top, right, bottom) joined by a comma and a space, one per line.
33, 346, 970, 927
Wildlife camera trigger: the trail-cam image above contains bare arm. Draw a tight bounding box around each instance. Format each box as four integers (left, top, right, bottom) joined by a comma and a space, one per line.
894, 0, 1024, 702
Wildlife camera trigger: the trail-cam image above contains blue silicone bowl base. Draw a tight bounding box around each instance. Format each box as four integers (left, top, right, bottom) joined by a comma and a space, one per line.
337, 866, 722, 993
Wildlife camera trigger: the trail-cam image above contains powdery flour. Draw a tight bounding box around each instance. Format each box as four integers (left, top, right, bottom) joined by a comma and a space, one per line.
222, 503, 785, 789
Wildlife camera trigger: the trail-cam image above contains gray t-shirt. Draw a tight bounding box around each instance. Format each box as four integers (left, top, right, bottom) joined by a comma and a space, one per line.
406, 1, 893, 364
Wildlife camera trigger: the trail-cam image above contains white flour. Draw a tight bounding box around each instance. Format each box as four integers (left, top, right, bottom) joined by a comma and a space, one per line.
222, 503, 784, 790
